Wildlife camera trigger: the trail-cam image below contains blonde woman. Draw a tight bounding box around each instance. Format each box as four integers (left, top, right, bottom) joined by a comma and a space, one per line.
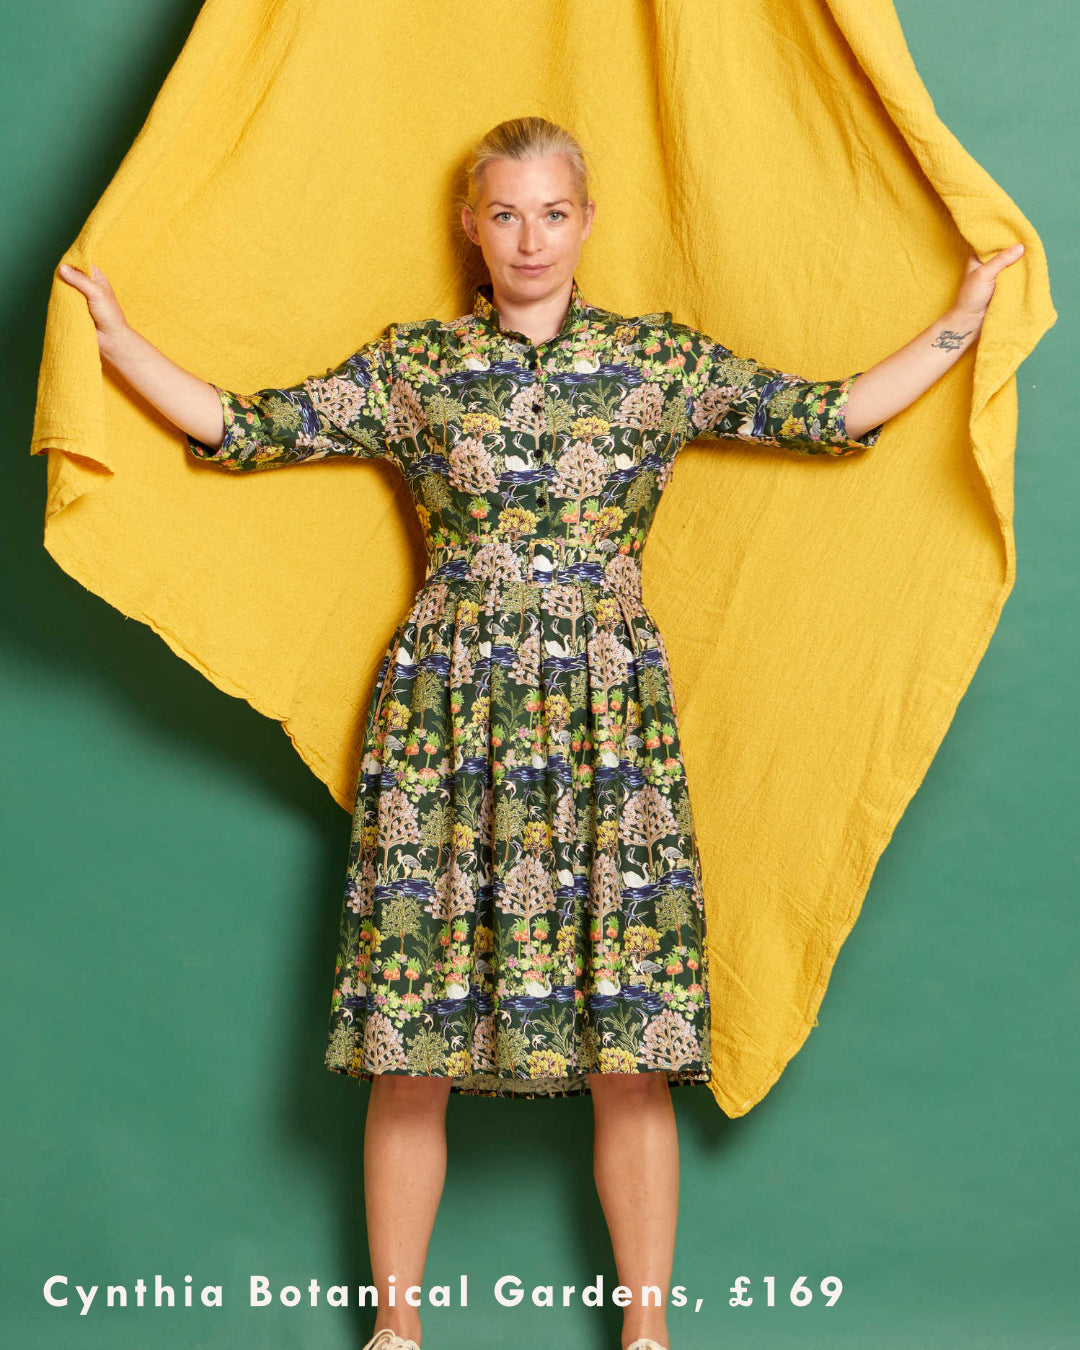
60, 116, 1022, 1350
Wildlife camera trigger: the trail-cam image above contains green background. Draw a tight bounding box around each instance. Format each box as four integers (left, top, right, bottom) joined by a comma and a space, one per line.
3, 3, 1075, 1347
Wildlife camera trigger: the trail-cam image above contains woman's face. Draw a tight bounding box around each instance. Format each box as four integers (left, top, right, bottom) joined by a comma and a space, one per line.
461, 152, 595, 307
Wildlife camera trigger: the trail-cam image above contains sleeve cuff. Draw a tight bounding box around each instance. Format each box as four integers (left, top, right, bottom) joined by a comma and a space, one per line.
772, 373, 885, 455
830, 373, 885, 451
185, 385, 246, 463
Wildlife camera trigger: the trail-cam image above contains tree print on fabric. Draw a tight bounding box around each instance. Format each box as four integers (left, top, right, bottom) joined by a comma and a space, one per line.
187, 278, 882, 1098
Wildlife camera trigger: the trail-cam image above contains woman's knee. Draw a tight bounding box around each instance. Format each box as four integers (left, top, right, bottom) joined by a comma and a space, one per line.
368, 1072, 453, 1107
587, 1070, 671, 1106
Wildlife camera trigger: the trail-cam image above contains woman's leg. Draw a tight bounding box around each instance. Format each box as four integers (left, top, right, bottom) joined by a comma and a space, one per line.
363, 1073, 453, 1345
588, 1071, 679, 1349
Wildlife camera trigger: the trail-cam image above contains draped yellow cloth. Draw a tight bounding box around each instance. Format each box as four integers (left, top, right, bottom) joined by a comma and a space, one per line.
31, 0, 1054, 1116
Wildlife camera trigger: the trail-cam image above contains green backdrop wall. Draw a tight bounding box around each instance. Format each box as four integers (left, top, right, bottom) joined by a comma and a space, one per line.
3, 3, 1075, 1347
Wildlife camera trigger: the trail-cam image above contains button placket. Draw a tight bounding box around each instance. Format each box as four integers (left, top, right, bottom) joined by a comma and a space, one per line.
532, 349, 550, 515
534, 351, 548, 513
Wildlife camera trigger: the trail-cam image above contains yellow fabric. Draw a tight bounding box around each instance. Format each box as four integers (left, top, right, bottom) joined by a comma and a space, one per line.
31, 0, 1054, 1116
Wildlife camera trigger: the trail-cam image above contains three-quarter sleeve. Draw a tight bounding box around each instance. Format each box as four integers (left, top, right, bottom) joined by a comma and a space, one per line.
186, 326, 398, 471
680, 326, 885, 457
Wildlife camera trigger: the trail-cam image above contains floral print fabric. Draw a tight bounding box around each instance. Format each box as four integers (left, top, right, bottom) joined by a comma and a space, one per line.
187, 277, 881, 1097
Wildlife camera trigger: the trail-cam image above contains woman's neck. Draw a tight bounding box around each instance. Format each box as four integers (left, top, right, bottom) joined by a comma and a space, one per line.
491, 278, 573, 346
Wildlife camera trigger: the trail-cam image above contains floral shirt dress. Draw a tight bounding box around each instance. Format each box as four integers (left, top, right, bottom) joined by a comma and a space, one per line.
186, 277, 882, 1098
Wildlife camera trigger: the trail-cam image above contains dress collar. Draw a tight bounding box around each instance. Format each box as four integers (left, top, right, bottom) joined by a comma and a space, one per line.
471, 276, 589, 343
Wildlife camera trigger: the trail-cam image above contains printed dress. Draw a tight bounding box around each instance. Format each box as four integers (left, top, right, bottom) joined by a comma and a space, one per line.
186, 277, 882, 1098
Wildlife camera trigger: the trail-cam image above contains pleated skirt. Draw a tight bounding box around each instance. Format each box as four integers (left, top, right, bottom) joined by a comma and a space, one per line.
323, 556, 712, 1097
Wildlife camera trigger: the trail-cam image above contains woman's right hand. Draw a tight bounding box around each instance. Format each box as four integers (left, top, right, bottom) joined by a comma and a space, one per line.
57, 262, 130, 355
54, 260, 226, 451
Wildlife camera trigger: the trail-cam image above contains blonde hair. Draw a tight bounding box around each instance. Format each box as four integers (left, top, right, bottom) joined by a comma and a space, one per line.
461, 116, 591, 216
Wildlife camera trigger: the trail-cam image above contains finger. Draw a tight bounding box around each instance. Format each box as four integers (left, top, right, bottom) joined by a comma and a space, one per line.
58, 263, 93, 294
982, 260, 1008, 283
983, 244, 1025, 278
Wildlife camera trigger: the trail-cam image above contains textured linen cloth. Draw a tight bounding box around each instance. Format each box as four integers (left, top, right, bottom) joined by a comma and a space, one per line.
30, 0, 1055, 1116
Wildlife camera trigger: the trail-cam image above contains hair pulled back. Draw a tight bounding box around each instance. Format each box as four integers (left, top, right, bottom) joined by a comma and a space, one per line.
461, 116, 590, 215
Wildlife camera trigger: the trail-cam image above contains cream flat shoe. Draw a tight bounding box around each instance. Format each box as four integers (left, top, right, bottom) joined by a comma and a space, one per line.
361, 1329, 421, 1350
625, 1339, 668, 1350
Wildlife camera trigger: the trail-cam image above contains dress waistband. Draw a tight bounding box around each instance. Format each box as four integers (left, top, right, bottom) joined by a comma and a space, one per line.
424, 537, 644, 600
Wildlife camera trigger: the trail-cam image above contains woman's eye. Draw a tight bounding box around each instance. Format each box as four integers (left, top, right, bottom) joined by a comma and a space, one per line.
491, 211, 564, 223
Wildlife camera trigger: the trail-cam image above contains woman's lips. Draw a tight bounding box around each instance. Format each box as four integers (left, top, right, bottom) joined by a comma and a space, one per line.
514, 264, 550, 274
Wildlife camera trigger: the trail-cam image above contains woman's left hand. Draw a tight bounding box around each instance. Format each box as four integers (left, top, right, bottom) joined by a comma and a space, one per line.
952, 243, 1026, 323
845, 241, 1029, 439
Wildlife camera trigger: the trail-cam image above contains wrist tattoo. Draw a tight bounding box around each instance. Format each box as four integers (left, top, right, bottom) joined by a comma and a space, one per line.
931, 328, 972, 352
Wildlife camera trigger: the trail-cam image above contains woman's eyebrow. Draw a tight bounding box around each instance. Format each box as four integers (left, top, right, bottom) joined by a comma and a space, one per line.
487, 199, 573, 209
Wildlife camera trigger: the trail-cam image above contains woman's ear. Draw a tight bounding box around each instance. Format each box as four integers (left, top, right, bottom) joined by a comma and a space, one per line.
461, 204, 478, 245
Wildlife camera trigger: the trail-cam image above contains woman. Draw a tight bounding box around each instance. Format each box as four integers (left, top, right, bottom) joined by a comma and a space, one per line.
60, 116, 1023, 1350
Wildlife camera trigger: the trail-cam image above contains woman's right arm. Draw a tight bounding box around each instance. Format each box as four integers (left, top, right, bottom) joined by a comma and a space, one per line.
58, 262, 226, 449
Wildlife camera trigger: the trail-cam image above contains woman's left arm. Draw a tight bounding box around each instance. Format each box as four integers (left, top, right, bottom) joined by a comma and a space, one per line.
843, 243, 1026, 441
